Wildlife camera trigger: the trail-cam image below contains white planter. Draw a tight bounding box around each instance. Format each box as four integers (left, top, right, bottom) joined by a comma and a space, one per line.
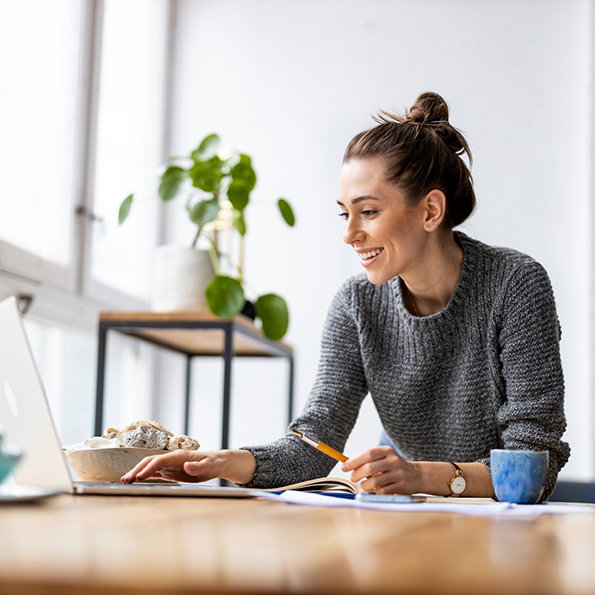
151, 245, 215, 312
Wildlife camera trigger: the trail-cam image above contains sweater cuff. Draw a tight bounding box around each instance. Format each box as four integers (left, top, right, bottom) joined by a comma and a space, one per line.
235, 445, 274, 489
477, 457, 491, 470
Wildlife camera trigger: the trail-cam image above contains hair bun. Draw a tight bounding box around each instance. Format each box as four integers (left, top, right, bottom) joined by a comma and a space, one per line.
406, 92, 449, 124
404, 92, 470, 163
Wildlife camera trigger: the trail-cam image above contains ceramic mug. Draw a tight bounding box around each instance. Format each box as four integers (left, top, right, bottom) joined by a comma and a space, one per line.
490, 449, 549, 504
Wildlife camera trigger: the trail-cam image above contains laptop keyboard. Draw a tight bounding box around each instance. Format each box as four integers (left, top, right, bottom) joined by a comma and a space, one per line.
73, 480, 180, 489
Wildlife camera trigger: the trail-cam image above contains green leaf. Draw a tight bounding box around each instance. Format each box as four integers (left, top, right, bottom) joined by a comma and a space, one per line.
191, 133, 220, 161
159, 166, 186, 202
189, 199, 221, 228
255, 294, 289, 341
231, 154, 256, 191
233, 209, 247, 236
227, 179, 251, 211
118, 194, 134, 225
206, 275, 245, 319
277, 198, 295, 227
190, 157, 224, 192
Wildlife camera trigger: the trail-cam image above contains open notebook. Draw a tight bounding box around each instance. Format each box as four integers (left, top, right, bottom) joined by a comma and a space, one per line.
263, 477, 363, 494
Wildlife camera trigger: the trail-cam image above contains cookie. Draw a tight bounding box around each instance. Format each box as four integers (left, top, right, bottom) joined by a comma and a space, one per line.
121, 420, 174, 437
102, 427, 120, 438
121, 426, 169, 450
168, 435, 200, 451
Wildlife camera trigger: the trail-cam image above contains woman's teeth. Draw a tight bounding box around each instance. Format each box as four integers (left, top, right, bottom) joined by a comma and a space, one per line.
359, 249, 383, 260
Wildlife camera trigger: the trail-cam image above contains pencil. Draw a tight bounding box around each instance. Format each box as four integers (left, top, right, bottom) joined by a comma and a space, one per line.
292, 429, 349, 463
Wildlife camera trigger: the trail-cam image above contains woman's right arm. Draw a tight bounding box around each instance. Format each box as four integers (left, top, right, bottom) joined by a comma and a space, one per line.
121, 449, 257, 484
122, 279, 370, 489
239, 280, 370, 489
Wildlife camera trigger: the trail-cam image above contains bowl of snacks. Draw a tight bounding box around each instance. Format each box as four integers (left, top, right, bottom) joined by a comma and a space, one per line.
63, 420, 200, 482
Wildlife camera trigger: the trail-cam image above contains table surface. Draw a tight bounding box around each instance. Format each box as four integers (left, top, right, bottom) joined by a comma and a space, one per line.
1, 494, 595, 595
99, 310, 293, 356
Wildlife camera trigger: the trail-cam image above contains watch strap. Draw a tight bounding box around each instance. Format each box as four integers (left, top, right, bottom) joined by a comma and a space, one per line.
448, 462, 463, 476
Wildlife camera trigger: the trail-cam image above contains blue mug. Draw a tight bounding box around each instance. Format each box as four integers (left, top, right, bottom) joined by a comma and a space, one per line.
490, 449, 549, 504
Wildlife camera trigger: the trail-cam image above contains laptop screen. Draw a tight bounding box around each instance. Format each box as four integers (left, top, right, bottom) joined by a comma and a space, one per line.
0, 296, 72, 492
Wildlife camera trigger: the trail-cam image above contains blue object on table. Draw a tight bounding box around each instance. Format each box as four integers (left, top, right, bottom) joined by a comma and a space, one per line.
490, 449, 549, 504
0, 430, 22, 485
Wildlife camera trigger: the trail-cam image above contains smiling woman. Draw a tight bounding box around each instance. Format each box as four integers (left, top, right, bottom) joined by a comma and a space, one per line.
122, 92, 570, 502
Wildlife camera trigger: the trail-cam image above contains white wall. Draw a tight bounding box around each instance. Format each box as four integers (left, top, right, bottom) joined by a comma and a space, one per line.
167, 0, 593, 479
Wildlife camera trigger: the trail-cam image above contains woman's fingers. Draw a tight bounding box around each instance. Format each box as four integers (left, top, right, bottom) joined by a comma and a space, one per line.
341, 446, 420, 493
120, 455, 158, 483
342, 446, 394, 471
344, 446, 400, 483
360, 471, 409, 494
349, 459, 390, 483
121, 450, 198, 483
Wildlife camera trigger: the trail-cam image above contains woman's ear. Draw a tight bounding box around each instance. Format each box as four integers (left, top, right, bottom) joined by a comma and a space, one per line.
422, 189, 446, 231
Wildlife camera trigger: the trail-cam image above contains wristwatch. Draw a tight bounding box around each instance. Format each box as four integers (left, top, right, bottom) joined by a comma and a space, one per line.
447, 462, 466, 497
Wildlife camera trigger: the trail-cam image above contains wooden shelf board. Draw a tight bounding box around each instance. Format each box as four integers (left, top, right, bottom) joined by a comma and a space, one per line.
99, 310, 292, 356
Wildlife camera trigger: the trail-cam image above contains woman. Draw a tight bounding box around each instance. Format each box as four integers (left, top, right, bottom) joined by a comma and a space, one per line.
123, 92, 570, 499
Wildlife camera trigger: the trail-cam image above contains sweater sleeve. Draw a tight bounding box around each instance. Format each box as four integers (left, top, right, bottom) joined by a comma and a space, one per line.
238, 280, 369, 489
483, 260, 570, 501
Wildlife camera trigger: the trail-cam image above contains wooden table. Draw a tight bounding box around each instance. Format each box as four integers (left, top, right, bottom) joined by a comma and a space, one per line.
94, 311, 294, 448
1, 495, 595, 595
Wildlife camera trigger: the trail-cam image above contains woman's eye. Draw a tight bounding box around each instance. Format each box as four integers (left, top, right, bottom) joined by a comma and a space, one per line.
338, 212, 349, 220
361, 210, 377, 218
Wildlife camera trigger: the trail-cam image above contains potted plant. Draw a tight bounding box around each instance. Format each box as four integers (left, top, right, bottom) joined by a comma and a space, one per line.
119, 133, 295, 341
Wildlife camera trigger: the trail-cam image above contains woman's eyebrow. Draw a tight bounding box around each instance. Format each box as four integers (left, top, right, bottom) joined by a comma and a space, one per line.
336, 196, 381, 207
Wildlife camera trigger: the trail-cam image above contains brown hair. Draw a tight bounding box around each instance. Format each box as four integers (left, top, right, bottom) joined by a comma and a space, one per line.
343, 92, 475, 229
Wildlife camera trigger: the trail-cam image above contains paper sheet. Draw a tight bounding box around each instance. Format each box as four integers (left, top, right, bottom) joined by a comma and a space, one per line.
272, 491, 595, 516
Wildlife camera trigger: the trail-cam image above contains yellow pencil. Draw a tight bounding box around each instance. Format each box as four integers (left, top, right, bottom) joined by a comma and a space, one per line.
292, 429, 349, 463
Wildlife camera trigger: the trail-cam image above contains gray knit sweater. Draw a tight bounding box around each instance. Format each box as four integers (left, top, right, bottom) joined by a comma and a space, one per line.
241, 233, 570, 499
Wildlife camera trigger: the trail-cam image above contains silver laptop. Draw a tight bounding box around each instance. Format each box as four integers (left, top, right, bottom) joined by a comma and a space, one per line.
0, 296, 264, 498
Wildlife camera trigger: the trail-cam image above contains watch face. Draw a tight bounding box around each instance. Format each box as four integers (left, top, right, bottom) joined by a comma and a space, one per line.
451, 476, 466, 494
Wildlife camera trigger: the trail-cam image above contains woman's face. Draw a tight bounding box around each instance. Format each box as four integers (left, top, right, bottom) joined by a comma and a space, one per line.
337, 157, 428, 285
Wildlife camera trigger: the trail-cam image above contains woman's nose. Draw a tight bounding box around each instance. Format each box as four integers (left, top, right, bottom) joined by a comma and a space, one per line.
343, 217, 364, 245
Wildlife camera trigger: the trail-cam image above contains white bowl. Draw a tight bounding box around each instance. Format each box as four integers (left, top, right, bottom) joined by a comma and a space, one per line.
64, 447, 167, 482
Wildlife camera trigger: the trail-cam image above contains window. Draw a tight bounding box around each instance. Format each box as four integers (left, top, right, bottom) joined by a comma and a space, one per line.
0, 0, 170, 315
90, 0, 167, 301
0, 0, 172, 443
0, 0, 82, 289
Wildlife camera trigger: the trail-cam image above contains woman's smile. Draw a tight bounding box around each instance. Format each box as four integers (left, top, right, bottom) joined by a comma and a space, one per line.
357, 247, 384, 267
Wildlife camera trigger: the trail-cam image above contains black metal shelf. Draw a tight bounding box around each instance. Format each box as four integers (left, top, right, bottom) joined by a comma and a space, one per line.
94, 312, 294, 451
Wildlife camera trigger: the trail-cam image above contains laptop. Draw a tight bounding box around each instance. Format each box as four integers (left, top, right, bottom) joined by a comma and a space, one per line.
0, 295, 265, 498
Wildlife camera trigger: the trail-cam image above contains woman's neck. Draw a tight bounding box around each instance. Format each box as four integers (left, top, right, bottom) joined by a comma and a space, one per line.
401, 231, 463, 317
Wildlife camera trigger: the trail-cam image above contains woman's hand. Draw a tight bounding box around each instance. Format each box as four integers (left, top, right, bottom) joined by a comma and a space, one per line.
341, 446, 421, 494
121, 449, 257, 485
342, 448, 496, 497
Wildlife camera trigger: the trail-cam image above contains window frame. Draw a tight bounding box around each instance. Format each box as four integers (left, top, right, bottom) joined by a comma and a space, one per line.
0, 0, 175, 332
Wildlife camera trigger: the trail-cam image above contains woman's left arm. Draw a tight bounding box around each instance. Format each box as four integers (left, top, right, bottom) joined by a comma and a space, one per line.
490, 260, 570, 499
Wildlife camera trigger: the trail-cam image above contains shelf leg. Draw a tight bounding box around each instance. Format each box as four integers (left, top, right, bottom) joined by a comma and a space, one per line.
221, 326, 233, 450
220, 325, 233, 487
288, 356, 295, 426
94, 322, 108, 437
184, 354, 192, 436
